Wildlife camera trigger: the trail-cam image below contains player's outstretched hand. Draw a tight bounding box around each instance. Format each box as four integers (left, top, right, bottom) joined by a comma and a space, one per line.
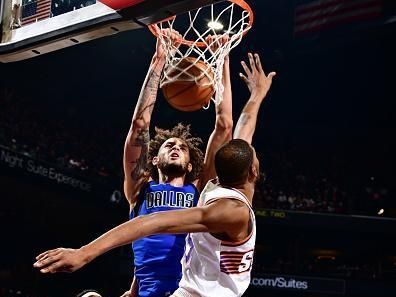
33, 247, 89, 273
239, 53, 276, 98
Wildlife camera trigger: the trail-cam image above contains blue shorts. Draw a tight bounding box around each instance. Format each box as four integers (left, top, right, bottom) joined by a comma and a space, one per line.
138, 278, 180, 297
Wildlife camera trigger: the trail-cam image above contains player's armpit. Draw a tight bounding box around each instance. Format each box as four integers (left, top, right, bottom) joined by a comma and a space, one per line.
200, 198, 250, 236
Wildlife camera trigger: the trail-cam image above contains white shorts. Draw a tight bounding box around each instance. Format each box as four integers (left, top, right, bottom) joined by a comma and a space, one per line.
171, 288, 200, 297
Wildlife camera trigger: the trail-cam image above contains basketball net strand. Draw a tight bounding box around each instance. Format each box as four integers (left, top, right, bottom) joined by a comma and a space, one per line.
156, 2, 251, 109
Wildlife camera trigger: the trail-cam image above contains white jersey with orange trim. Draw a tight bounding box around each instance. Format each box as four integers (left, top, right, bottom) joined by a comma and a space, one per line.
172, 179, 256, 297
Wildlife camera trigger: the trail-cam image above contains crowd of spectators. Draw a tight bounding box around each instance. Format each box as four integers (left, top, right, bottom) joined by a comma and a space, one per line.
10, 0, 96, 30
0, 87, 392, 215
254, 149, 349, 214
254, 146, 391, 215
51, 0, 97, 17
0, 88, 121, 181
252, 255, 391, 280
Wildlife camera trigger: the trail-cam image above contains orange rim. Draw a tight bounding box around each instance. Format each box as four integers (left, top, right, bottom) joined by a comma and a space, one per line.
148, 0, 254, 48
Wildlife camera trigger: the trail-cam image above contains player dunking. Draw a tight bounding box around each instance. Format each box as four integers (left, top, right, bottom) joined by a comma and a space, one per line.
34, 52, 275, 297
120, 30, 233, 296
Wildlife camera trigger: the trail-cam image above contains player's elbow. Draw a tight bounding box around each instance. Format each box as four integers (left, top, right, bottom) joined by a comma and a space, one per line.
215, 115, 233, 134
125, 119, 148, 144
131, 118, 148, 132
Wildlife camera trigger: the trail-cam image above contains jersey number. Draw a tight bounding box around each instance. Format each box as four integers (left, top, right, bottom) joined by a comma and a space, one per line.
238, 250, 254, 272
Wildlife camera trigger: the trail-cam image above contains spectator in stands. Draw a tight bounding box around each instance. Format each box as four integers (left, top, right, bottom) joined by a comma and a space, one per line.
11, 0, 22, 29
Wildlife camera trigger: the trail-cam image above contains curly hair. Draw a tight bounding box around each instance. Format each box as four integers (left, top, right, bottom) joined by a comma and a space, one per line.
147, 123, 204, 184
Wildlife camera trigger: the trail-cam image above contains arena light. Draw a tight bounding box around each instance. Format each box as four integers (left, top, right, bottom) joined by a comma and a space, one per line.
378, 208, 384, 215
317, 256, 336, 260
208, 21, 224, 30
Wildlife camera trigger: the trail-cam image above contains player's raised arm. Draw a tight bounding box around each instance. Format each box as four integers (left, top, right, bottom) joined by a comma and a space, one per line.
197, 35, 233, 190
234, 53, 276, 144
33, 199, 247, 274
123, 30, 181, 206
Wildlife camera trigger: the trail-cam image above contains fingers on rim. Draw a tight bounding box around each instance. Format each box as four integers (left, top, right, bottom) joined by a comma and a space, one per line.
170, 31, 177, 40
153, 25, 161, 35
206, 35, 213, 45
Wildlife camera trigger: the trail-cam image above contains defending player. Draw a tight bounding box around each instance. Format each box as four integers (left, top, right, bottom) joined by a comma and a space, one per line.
34, 52, 275, 297
120, 30, 232, 296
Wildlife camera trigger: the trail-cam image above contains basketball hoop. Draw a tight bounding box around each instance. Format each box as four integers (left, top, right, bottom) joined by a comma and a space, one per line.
148, 0, 254, 108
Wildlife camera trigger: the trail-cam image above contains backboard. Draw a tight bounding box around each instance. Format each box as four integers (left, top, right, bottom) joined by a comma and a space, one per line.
0, 0, 225, 62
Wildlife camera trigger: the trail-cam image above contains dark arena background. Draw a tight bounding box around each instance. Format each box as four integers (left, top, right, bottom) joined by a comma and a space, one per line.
1, 0, 396, 296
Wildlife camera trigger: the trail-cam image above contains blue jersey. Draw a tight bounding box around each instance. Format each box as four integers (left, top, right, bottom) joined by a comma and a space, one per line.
130, 181, 199, 297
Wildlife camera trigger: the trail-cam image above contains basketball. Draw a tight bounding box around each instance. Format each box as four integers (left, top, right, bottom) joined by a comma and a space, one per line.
162, 57, 215, 112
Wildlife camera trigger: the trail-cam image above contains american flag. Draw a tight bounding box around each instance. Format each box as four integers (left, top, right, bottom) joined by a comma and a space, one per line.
22, 0, 52, 25
294, 0, 383, 36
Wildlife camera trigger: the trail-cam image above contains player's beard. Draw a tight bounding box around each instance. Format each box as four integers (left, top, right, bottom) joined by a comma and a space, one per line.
158, 161, 188, 178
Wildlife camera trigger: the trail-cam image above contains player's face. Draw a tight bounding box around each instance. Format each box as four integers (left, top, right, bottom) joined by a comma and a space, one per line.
156, 138, 192, 176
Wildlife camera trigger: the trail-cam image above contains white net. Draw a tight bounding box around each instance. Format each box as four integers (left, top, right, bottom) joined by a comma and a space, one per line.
150, 0, 253, 108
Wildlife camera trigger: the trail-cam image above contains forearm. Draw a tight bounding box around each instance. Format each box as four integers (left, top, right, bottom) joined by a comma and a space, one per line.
124, 55, 163, 173
81, 215, 159, 263
123, 127, 149, 179
123, 119, 150, 202
80, 209, 204, 262
200, 59, 233, 187
32, 201, 245, 274
130, 55, 165, 130
215, 57, 233, 130
233, 92, 266, 144
123, 56, 164, 200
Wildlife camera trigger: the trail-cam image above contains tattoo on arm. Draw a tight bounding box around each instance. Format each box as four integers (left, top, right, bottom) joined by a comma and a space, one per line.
127, 61, 163, 181
134, 70, 162, 126
131, 128, 150, 180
